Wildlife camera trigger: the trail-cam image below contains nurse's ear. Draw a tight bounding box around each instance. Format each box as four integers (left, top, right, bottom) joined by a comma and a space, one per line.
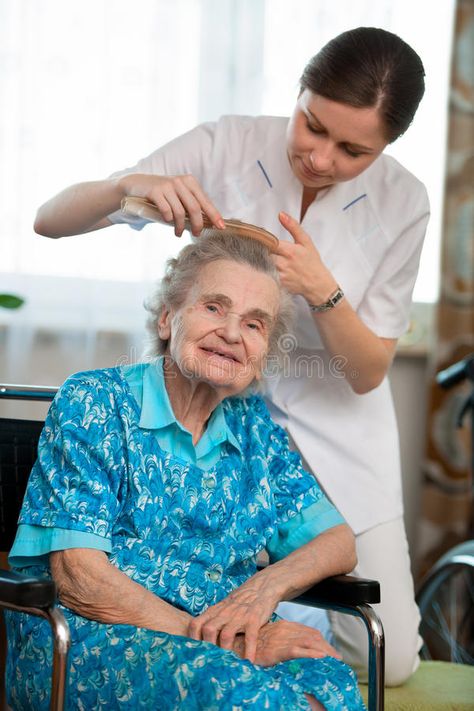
157, 306, 172, 340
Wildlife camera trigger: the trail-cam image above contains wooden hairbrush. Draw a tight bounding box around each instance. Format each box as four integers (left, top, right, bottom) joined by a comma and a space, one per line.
121, 196, 280, 253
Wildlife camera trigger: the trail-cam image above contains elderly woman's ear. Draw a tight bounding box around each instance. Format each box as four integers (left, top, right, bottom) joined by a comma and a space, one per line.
157, 306, 172, 340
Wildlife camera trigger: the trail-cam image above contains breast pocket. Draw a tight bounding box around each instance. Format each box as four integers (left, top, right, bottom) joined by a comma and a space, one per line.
212, 161, 275, 220
344, 197, 390, 278
325, 200, 390, 313
291, 223, 387, 352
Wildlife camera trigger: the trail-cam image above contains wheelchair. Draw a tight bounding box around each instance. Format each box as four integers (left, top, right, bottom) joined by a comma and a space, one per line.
415, 354, 474, 667
0, 383, 384, 711
417, 539, 474, 664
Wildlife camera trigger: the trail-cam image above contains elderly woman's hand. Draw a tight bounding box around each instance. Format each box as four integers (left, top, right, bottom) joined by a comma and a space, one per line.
187, 575, 281, 662
117, 172, 225, 236
251, 620, 342, 666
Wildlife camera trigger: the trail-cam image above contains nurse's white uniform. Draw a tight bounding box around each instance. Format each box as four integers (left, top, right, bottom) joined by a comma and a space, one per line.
109, 115, 430, 684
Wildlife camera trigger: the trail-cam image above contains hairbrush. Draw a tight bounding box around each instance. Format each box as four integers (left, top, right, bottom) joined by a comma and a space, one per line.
121, 196, 279, 253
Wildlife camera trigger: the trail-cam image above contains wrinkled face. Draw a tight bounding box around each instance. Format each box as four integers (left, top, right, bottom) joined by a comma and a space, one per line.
286, 90, 388, 191
158, 259, 280, 396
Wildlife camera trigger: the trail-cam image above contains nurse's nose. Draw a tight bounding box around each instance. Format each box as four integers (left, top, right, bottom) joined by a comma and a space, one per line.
310, 144, 334, 173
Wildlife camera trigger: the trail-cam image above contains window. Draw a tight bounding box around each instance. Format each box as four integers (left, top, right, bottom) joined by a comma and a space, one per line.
0, 0, 455, 333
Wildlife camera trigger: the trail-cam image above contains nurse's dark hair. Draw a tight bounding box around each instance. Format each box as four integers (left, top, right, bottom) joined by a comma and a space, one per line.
300, 27, 425, 142
144, 233, 294, 365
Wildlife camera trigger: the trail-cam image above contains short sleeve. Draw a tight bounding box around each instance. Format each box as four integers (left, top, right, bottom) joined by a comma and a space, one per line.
106, 121, 216, 230
357, 184, 430, 338
16, 372, 127, 549
249, 398, 346, 562
9, 524, 111, 568
267, 499, 345, 562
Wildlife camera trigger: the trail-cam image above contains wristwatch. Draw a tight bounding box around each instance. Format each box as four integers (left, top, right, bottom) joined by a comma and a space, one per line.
308, 286, 345, 312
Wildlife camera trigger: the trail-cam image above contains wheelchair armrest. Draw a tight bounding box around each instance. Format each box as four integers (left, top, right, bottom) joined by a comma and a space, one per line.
0, 568, 57, 609
296, 574, 380, 607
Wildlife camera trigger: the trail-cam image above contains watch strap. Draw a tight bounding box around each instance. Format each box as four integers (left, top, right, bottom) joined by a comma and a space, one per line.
308, 286, 345, 312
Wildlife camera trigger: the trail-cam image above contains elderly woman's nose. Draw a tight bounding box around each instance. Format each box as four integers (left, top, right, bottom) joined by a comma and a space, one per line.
216, 314, 242, 342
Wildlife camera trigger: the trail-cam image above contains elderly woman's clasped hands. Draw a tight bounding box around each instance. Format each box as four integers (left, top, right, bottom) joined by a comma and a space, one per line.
189, 562, 342, 664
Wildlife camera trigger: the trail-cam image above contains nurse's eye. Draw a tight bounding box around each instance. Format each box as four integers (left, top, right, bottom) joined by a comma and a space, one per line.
343, 146, 362, 158
306, 121, 324, 135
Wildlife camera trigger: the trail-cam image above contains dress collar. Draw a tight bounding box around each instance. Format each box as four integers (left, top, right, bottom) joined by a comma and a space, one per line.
138, 359, 241, 453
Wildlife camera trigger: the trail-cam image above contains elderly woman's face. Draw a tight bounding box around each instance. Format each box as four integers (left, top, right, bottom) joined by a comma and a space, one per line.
159, 259, 280, 396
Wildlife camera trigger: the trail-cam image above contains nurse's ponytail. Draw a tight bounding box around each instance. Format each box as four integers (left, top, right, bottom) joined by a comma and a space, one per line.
300, 27, 425, 143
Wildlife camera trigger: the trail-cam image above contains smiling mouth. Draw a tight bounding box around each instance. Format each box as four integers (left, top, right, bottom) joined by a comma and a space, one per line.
201, 347, 240, 363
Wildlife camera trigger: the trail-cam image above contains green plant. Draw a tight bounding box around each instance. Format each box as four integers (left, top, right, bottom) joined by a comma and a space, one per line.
0, 294, 25, 309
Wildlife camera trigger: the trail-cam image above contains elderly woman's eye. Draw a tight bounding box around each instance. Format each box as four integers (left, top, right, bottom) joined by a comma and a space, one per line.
206, 304, 219, 313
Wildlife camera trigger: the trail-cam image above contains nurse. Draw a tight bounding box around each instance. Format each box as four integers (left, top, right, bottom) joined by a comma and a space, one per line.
35, 27, 429, 686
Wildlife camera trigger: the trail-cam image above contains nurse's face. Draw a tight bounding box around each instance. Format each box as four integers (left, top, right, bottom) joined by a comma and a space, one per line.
286, 90, 388, 191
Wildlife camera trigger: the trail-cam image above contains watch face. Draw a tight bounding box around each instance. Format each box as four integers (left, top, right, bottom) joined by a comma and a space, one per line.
330, 289, 344, 306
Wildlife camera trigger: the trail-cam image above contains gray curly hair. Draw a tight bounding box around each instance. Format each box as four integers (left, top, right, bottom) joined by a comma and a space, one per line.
144, 232, 294, 366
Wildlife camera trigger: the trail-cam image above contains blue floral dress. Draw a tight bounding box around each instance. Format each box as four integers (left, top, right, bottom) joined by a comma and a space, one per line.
6, 364, 366, 710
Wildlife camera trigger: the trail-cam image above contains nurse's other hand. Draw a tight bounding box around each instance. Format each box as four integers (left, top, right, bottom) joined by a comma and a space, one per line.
234, 620, 342, 667
275, 211, 337, 304
118, 173, 225, 236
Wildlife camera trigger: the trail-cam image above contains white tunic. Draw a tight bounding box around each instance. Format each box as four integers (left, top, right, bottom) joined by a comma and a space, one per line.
109, 115, 430, 534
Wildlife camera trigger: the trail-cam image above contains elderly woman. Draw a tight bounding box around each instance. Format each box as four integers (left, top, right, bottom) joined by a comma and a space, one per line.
6, 234, 365, 710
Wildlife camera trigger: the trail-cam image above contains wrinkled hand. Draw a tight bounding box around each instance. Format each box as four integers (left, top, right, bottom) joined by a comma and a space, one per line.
188, 579, 279, 663
252, 620, 342, 667
274, 211, 337, 304
118, 173, 225, 236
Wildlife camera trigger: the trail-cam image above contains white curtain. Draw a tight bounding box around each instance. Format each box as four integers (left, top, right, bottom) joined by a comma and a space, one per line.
0, 0, 455, 385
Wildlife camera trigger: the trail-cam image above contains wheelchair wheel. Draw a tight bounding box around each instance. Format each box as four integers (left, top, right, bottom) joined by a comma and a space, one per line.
416, 541, 474, 664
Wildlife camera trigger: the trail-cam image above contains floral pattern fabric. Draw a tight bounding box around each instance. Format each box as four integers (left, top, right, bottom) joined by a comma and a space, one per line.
6, 366, 365, 710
